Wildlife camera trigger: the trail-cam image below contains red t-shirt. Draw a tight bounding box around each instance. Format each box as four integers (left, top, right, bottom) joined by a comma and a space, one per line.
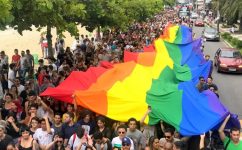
12, 55, 21, 64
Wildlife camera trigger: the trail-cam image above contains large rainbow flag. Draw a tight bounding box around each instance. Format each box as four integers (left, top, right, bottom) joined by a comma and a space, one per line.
41, 25, 229, 135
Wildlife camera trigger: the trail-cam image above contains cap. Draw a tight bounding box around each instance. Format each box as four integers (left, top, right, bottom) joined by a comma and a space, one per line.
28, 90, 37, 96
122, 137, 131, 145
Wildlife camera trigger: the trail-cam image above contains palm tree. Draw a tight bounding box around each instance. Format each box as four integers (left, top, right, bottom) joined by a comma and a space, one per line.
220, 0, 242, 32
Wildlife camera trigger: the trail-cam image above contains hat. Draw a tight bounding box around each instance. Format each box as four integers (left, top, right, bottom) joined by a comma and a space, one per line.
122, 137, 131, 145
28, 90, 37, 96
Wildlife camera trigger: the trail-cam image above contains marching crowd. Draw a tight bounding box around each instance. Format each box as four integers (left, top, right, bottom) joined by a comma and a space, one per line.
0, 9, 241, 150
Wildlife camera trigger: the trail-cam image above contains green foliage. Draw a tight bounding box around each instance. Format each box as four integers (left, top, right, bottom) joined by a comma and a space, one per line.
236, 40, 242, 49
231, 38, 239, 46
0, 0, 13, 30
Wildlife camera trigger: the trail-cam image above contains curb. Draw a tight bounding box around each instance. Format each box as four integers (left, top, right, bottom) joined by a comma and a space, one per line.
222, 39, 234, 48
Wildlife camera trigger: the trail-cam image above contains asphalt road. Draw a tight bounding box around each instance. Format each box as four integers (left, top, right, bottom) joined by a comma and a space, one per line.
193, 26, 242, 119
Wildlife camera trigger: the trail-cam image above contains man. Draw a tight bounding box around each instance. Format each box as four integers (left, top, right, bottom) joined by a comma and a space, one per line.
19, 50, 29, 79
61, 112, 79, 146
93, 132, 112, 150
39, 75, 55, 93
122, 137, 132, 150
47, 57, 57, 71
126, 118, 146, 150
33, 116, 54, 149
12, 49, 21, 73
159, 128, 180, 145
205, 55, 213, 77
26, 49, 34, 69
164, 142, 173, 150
173, 141, 186, 150
219, 114, 242, 149
196, 76, 208, 92
111, 125, 134, 150
206, 77, 218, 93
51, 112, 62, 136
0, 51, 9, 78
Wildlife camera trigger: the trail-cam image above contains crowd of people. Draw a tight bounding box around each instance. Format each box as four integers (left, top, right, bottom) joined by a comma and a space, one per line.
0, 9, 241, 150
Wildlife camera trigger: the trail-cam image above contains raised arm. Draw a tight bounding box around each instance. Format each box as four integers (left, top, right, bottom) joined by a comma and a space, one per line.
218, 114, 230, 142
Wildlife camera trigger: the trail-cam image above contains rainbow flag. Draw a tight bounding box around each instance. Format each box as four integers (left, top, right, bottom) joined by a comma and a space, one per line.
42, 25, 229, 135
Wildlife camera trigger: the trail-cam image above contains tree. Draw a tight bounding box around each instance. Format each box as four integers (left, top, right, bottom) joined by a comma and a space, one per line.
10, 0, 85, 56
220, 0, 242, 32
0, 0, 13, 30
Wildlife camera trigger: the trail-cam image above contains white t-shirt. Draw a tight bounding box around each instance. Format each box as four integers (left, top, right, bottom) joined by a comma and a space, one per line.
33, 128, 54, 146
8, 69, 15, 89
68, 134, 87, 150
17, 85, 25, 94
111, 137, 134, 150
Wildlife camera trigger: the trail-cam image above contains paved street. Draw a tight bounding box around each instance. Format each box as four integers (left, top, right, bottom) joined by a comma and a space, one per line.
193, 26, 242, 119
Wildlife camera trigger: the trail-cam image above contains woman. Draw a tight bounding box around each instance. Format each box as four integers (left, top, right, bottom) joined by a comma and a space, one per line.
9, 85, 22, 114
17, 125, 38, 150
1, 93, 17, 120
6, 113, 20, 142
95, 116, 111, 141
29, 117, 39, 135
148, 136, 161, 150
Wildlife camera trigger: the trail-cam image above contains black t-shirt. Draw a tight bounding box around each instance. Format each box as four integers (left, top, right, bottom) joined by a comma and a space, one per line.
0, 134, 13, 150
6, 123, 22, 139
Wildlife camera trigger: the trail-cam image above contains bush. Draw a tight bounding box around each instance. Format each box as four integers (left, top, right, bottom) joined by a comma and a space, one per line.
221, 32, 230, 39
227, 34, 233, 42
231, 38, 239, 46
236, 40, 242, 49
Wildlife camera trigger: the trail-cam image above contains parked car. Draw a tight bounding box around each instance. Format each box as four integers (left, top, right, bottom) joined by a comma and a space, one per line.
214, 48, 242, 73
194, 19, 204, 27
203, 27, 220, 41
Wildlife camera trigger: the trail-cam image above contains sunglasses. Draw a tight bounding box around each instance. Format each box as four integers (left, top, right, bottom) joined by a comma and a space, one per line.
118, 131, 126, 134
122, 143, 130, 146
200, 79, 205, 81
57, 140, 63, 143
165, 136, 171, 139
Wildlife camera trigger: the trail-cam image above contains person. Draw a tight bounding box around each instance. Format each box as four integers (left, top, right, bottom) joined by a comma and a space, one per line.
61, 112, 79, 146
8, 63, 16, 89
205, 55, 213, 77
121, 137, 132, 150
148, 136, 160, 150
95, 116, 112, 141
93, 132, 112, 150
0, 51, 9, 79
126, 118, 146, 150
0, 93, 17, 120
19, 51, 29, 80
6, 143, 17, 150
33, 116, 54, 149
199, 134, 205, 150
173, 141, 186, 150
0, 125, 13, 150
140, 107, 155, 144
45, 134, 65, 150
196, 76, 208, 92
17, 125, 38, 150
29, 117, 39, 135
111, 124, 134, 150
52, 112, 63, 136
206, 77, 218, 93
67, 125, 88, 150
163, 142, 173, 150
11, 49, 21, 75
159, 128, 180, 145
6, 113, 20, 142
218, 114, 242, 149
25, 49, 34, 69
77, 110, 96, 136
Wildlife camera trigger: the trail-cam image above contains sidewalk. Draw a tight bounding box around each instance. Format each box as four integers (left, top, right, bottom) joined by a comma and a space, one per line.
207, 21, 242, 41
